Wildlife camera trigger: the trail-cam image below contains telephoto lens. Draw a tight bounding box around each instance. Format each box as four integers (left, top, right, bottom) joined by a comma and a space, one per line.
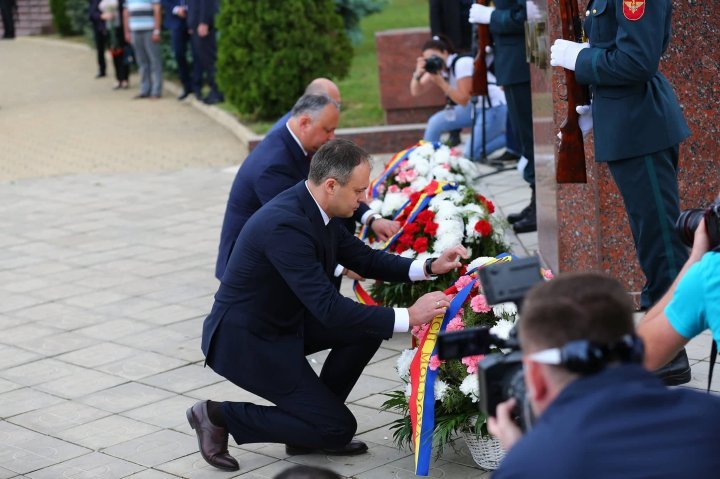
675, 208, 705, 247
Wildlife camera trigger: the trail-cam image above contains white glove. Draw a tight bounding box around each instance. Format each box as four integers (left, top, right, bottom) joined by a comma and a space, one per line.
469, 4, 495, 24
526, 1, 542, 21
550, 39, 589, 71
576, 104, 593, 137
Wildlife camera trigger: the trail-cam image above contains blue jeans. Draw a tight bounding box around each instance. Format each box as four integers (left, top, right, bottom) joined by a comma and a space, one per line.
423, 102, 507, 159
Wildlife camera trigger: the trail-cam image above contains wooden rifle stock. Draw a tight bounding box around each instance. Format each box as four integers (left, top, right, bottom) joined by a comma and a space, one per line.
471, 0, 491, 97
557, 0, 589, 183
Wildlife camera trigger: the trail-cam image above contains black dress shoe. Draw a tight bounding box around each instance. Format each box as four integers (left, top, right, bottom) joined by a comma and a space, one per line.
507, 204, 531, 224
286, 439, 368, 456
203, 93, 224, 105
186, 401, 240, 471
653, 349, 691, 386
95, 72, 107, 79
177, 90, 191, 100
513, 215, 537, 233
133, 94, 150, 100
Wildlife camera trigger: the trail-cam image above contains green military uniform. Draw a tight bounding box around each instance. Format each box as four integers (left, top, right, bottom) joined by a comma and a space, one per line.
575, 0, 690, 307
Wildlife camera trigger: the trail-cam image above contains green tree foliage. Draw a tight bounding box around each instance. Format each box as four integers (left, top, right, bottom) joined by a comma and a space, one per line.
334, 0, 388, 44
217, 0, 352, 120
49, 0, 75, 36
65, 0, 90, 35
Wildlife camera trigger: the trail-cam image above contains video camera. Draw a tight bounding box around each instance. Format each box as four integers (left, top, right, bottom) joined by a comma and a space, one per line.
437, 256, 544, 431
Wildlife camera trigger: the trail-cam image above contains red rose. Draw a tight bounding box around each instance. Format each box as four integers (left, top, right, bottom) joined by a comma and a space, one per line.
398, 232, 414, 246
409, 191, 422, 205
485, 200, 495, 214
413, 237, 429, 253
404, 222, 420, 235
395, 242, 409, 253
474, 219, 492, 236
424, 221, 439, 236
416, 209, 435, 225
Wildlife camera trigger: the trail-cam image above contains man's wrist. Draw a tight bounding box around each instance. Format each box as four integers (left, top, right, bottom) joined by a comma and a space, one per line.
424, 257, 437, 277
367, 213, 382, 228
413, 72, 423, 82
152, 28, 160, 34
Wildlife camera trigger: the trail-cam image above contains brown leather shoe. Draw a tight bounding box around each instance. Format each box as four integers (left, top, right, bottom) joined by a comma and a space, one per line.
186, 400, 239, 471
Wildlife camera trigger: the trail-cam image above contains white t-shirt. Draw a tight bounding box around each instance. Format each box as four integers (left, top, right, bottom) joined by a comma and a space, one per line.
445, 54, 507, 108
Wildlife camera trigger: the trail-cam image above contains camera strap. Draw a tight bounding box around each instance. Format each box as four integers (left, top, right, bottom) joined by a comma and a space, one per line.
708, 340, 717, 393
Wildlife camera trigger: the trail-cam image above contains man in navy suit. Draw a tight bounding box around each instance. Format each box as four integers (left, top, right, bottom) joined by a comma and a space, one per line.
161, 0, 198, 100
187, 139, 467, 471
186, 0, 222, 104
489, 272, 720, 478
215, 93, 400, 281
269, 78, 341, 134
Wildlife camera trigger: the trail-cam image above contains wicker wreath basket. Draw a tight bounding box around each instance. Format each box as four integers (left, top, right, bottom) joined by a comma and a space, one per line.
461, 432, 505, 471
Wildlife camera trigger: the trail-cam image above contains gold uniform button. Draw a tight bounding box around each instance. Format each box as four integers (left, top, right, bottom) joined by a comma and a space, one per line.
592, 8, 597, 13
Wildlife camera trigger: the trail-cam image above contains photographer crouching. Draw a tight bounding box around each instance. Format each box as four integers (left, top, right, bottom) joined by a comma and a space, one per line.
409, 36, 507, 159
639, 196, 720, 375
489, 272, 720, 478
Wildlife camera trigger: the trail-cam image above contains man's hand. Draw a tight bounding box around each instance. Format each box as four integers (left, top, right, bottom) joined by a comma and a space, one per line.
371, 218, 401, 242
197, 23, 209, 38
343, 268, 365, 281
152, 30, 160, 42
176, 6, 186, 18
431, 245, 469, 275
487, 398, 523, 451
468, 4, 495, 24
550, 39, 589, 71
576, 104, 593, 137
408, 291, 451, 326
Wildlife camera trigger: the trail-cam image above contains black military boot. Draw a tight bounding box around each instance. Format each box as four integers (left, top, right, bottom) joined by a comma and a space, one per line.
511, 187, 537, 233
653, 349, 691, 386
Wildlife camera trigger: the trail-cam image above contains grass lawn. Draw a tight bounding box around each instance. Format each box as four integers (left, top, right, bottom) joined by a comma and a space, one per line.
337, 0, 428, 129
232, 0, 428, 134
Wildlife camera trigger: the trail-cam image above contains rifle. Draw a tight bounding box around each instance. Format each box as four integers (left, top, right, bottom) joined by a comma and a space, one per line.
556, 0, 589, 183
469, 0, 492, 162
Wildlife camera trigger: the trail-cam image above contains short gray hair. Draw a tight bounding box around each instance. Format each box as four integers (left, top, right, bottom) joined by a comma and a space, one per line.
290, 94, 339, 120
309, 139, 369, 186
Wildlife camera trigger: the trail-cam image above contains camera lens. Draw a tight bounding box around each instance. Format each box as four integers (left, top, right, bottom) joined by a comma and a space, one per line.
675, 209, 705, 247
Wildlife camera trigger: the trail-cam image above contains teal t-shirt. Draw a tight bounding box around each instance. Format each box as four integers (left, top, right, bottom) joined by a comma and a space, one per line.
665, 251, 720, 342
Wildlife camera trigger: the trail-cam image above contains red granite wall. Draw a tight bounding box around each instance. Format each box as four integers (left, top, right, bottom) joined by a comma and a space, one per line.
375, 27, 446, 125
534, 0, 720, 304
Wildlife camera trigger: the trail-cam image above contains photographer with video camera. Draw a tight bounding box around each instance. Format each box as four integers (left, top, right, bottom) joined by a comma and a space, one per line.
638, 196, 720, 378
488, 272, 720, 478
410, 35, 507, 159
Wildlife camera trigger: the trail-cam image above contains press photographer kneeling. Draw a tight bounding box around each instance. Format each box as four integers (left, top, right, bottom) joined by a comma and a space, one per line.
474, 271, 720, 477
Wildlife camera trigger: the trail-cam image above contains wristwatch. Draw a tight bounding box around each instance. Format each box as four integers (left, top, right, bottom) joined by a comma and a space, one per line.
424, 257, 437, 277
367, 213, 383, 228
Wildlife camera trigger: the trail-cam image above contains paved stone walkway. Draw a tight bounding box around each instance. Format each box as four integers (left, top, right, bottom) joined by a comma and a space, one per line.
0, 37, 715, 479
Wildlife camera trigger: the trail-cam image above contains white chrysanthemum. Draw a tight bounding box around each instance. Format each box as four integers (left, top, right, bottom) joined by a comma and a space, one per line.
400, 248, 417, 259
468, 256, 497, 271
462, 203, 485, 216
490, 318, 516, 340
434, 379, 450, 401
415, 252, 432, 264
433, 189, 463, 205
431, 165, 455, 181
437, 218, 465, 238
405, 382, 412, 398
369, 199, 383, 212
430, 200, 462, 221
410, 176, 430, 191
396, 348, 417, 380
460, 374, 480, 403
407, 155, 431, 176
492, 303, 518, 319
381, 192, 407, 217
433, 231, 464, 255
409, 142, 436, 162
455, 156, 479, 177
433, 146, 451, 165
465, 215, 481, 238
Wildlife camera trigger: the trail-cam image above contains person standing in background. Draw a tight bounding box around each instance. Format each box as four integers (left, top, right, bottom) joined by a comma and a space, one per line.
89, 0, 108, 78
161, 0, 198, 100
123, 0, 163, 98
0, 0, 17, 39
187, 0, 223, 104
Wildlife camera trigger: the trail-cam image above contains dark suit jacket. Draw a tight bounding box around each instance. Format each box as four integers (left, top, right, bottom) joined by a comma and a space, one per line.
493, 365, 720, 478
488, 0, 529, 85
575, 0, 689, 162
161, 0, 187, 30
203, 181, 414, 395
215, 125, 369, 279
186, 0, 217, 29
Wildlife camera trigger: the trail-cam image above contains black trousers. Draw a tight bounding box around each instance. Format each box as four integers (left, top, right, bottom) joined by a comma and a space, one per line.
606, 145, 688, 308
217, 318, 382, 448
92, 26, 107, 75
191, 28, 220, 96
170, 25, 199, 93
0, 0, 14, 38
504, 81, 535, 185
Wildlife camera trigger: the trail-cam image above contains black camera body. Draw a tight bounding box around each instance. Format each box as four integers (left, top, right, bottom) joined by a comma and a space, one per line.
424, 55, 444, 74
676, 197, 720, 249
437, 256, 544, 431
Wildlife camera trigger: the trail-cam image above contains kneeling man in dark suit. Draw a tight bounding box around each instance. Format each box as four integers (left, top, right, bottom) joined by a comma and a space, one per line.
187, 139, 467, 471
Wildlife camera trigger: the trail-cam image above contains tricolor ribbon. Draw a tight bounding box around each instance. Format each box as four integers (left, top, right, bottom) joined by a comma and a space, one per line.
408, 254, 513, 476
